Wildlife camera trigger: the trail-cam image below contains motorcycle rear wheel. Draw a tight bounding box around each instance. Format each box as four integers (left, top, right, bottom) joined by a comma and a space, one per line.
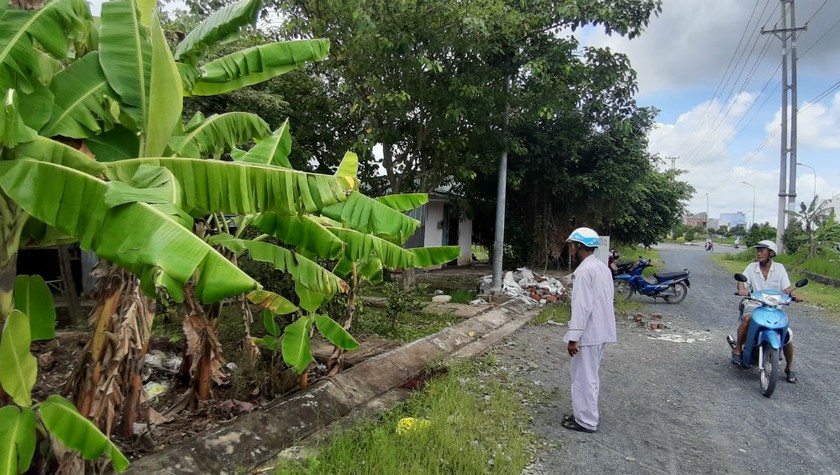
663, 282, 688, 304
614, 280, 633, 301
760, 344, 780, 398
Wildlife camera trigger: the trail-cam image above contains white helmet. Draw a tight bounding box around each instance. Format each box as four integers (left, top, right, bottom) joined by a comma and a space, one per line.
566, 227, 601, 248
754, 240, 778, 256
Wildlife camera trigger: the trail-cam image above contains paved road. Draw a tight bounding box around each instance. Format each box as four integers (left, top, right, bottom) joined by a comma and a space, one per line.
497, 243, 840, 474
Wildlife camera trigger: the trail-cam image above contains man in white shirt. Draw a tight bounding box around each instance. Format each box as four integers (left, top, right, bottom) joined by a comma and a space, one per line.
562, 227, 617, 433
731, 240, 801, 383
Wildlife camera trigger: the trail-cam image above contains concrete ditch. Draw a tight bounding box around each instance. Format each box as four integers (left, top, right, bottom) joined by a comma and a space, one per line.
120, 299, 540, 475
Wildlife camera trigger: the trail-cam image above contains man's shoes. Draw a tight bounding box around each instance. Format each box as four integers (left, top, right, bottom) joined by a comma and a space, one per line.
731, 352, 743, 366
561, 418, 596, 433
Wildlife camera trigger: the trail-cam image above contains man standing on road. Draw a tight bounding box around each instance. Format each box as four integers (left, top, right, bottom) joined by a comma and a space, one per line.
730, 240, 801, 383
562, 227, 617, 433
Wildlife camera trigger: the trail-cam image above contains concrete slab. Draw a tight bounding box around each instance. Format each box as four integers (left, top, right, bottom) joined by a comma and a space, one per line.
119, 300, 539, 475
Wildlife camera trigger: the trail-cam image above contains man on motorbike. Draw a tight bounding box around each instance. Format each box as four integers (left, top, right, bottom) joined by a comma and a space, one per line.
730, 240, 801, 383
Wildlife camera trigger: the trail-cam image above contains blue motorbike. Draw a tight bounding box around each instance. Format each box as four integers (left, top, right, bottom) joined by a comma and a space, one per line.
613, 258, 690, 304
727, 273, 808, 397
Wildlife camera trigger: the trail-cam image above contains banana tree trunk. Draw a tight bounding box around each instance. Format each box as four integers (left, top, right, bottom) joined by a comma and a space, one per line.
179, 288, 226, 409
326, 266, 359, 376
65, 262, 155, 437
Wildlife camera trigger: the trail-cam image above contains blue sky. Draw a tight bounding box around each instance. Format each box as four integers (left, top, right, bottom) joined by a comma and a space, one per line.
579, 0, 840, 228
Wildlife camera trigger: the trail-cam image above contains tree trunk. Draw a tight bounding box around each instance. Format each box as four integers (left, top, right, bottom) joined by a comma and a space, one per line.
326, 266, 358, 376
179, 288, 226, 410
65, 262, 155, 437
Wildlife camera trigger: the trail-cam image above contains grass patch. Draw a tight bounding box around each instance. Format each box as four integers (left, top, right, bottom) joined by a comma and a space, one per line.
530, 302, 570, 325
274, 355, 536, 475
448, 289, 477, 304
350, 307, 460, 342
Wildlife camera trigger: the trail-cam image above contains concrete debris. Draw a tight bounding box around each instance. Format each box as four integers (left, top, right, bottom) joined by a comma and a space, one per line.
479, 267, 567, 306
431, 294, 453, 303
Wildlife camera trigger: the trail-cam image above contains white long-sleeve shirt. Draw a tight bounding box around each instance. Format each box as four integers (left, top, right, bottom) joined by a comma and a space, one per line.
563, 254, 617, 346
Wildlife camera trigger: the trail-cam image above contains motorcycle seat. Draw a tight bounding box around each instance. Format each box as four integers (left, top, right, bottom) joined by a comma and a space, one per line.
654, 271, 689, 281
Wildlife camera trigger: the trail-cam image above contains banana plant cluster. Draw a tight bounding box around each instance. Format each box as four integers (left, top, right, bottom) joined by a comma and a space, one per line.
0, 0, 459, 471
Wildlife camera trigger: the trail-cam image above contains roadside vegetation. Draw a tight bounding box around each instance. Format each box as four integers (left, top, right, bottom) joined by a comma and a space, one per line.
273, 355, 537, 475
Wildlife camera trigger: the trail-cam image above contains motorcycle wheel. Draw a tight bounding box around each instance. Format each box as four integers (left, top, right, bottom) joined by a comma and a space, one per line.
614, 280, 633, 301
760, 344, 780, 398
663, 282, 688, 304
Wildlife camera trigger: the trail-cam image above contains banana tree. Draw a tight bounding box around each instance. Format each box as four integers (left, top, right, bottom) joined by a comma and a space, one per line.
252, 157, 461, 375
1, 0, 345, 462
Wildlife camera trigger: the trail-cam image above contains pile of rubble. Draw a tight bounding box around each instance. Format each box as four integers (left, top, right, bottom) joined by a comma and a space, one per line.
479, 267, 567, 306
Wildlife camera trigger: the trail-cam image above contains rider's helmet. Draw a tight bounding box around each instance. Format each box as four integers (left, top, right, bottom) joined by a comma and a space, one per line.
566, 227, 601, 248
754, 240, 778, 257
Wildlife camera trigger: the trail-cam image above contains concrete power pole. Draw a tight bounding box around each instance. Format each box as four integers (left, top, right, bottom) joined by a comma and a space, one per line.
762, 0, 806, 254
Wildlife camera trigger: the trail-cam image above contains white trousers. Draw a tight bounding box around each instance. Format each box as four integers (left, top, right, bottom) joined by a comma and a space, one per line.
571, 343, 606, 431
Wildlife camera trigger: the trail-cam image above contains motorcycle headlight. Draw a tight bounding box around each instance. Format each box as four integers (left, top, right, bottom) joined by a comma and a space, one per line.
764, 294, 782, 306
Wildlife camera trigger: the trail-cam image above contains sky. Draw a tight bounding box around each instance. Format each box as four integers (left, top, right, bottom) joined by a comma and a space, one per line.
577, 0, 840, 229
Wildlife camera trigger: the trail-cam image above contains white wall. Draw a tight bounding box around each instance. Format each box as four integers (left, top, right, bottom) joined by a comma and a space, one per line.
424, 202, 445, 248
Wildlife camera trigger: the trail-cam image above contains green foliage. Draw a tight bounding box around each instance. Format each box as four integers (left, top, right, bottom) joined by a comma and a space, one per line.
382, 282, 427, 323
272, 357, 535, 475
13, 275, 55, 341
745, 222, 777, 247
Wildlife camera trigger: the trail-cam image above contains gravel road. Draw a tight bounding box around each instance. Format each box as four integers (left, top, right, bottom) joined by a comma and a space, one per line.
495, 243, 840, 474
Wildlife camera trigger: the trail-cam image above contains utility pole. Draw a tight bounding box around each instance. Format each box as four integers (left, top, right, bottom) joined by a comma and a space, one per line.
669, 156, 678, 172
762, 0, 806, 254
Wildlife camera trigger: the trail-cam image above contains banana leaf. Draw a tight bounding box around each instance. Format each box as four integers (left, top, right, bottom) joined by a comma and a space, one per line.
40, 52, 120, 138
188, 39, 330, 96
0, 406, 36, 475
83, 125, 140, 163
281, 315, 313, 374
357, 255, 383, 283
334, 151, 358, 183
0, 159, 258, 303
168, 112, 270, 158
39, 395, 129, 472
314, 314, 358, 350
13, 136, 105, 176
251, 214, 345, 259
246, 289, 298, 315
321, 191, 420, 244
239, 120, 292, 168
0, 0, 91, 92
0, 89, 37, 148
145, 11, 182, 157
375, 193, 428, 212
0, 310, 37, 407
103, 158, 352, 216
18, 80, 54, 132
329, 228, 414, 269
209, 234, 348, 295
174, 0, 261, 64
13, 275, 55, 341
99, 0, 151, 130
410, 246, 461, 267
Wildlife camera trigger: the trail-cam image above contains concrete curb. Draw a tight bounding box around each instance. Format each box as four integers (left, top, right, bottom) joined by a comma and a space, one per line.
121, 300, 540, 475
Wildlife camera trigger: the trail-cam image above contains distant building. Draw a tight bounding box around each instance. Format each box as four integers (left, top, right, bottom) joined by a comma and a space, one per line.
826, 195, 840, 219
686, 212, 707, 228
720, 212, 746, 229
